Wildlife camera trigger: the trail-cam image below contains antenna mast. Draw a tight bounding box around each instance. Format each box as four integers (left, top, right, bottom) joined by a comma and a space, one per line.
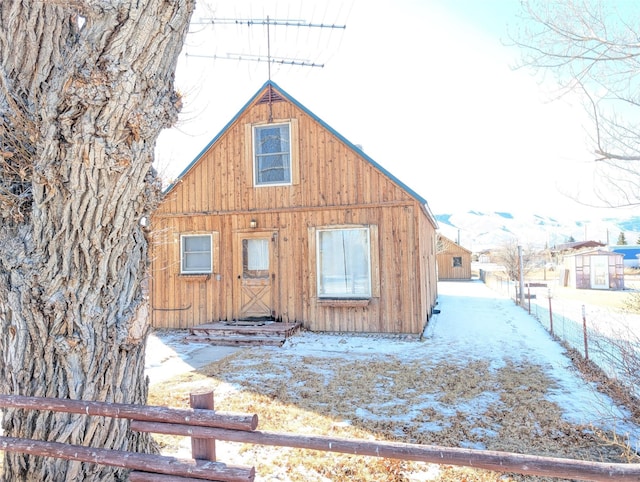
267, 15, 272, 81
189, 16, 346, 120
189, 17, 346, 75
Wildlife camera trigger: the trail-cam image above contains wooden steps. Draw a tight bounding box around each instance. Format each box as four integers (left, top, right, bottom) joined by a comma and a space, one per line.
187, 321, 302, 347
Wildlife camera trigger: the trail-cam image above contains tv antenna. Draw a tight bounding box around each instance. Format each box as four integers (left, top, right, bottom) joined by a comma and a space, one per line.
189, 16, 346, 82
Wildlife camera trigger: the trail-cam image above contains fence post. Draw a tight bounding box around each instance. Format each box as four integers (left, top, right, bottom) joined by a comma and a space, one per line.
518, 245, 524, 307
581, 305, 589, 360
547, 289, 554, 336
190, 390, 216, 462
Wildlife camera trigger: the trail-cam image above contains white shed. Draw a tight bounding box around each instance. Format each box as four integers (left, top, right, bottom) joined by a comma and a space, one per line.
561, 249, 625, 290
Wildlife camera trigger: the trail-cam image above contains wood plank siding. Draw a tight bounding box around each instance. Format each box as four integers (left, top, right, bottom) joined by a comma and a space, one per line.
150, 81, 438, 335
436, 235, 472, 280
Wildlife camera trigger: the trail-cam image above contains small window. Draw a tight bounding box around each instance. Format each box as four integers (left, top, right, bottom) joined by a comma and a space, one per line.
242, 238, 270, 279
453, 256, 462, 267
253, 123, 291, 185
181, 234, 212, 274
317, 228, 371, 298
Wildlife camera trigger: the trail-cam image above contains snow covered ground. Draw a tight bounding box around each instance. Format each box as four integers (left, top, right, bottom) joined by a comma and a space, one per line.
425, 281, 638, 447
147, 280, 640, 456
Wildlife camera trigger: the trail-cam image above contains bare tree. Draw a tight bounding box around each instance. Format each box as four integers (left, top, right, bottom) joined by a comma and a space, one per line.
513, 0, 640, 208
493, 238, 535, 282
0, 1, 194, 480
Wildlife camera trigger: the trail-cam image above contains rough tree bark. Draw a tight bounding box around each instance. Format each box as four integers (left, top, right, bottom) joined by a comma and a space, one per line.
0, 1, 195, 480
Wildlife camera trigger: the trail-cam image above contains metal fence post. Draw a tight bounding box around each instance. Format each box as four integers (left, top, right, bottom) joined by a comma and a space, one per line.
581, 305, 589, 360
548, 288, 553, 336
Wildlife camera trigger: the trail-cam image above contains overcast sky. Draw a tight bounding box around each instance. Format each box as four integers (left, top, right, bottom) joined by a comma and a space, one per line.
155, 0, 632, 220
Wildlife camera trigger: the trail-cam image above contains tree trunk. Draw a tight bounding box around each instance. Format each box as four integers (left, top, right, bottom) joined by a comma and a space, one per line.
0, 1, 195, 480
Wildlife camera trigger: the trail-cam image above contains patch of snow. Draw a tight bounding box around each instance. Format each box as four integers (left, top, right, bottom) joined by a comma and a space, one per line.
145, 280, 640, 458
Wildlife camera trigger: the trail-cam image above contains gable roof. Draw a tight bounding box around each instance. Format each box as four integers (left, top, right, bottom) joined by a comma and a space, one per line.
164, 80, 437, 227
554, 240, 605, 252
564, 249, 623, 258
437, 234, 472, 254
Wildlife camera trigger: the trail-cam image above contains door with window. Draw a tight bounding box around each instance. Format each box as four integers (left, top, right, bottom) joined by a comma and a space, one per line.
234, 231, 277, 320
590, 255, 610, 289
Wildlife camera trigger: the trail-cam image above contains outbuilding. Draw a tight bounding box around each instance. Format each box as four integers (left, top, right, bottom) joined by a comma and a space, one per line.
560, 249, 625, 290
436, 234, 472, 280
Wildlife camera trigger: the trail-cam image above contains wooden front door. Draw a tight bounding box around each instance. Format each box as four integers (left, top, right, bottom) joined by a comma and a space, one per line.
234, 231, 277, 320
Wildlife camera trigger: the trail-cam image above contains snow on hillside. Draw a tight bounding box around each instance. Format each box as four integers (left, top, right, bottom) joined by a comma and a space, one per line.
436, 211, 640, 252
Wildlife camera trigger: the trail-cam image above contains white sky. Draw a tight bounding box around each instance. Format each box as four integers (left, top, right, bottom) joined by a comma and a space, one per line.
155, 0, 629, 220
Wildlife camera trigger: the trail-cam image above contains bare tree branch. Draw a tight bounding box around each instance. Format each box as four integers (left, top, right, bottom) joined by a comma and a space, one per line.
512, 0, 640, 209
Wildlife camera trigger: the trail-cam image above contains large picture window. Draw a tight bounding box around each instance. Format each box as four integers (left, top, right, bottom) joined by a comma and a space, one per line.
317, 227, 371, 298
253, 123, 291, 185
181, 234, 212, 274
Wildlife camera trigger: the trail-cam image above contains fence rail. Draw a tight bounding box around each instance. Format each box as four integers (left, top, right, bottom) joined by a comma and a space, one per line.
0, 392, 255, 481
1, 392, 639, 481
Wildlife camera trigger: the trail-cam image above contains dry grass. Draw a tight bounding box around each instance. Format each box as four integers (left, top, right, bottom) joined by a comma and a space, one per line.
148, 347, 635, 481
2, 347, 635, 480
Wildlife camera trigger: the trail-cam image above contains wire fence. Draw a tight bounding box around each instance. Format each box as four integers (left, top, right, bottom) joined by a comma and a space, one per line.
481, 270, 640, 399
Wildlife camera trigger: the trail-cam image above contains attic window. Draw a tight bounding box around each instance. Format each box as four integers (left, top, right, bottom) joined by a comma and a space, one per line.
257, 86, 285, 104
253, 123, 291, 185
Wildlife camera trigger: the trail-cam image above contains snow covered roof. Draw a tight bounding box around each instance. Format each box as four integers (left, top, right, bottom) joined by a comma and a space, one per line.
554, 240, 606, 251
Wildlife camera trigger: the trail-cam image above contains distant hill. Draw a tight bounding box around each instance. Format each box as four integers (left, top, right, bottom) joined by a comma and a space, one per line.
436, 211, 640, 252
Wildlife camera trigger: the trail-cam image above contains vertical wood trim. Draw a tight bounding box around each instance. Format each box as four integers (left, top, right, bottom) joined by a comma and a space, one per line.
290, 117, 300, 185
369, 224, 380, 298
232, 231, 242, 319
271, 229, 280, 319
307, 226, 317, 301
244, 123, 253, 187
212, 231, 220, 275
223, 222, 234, 321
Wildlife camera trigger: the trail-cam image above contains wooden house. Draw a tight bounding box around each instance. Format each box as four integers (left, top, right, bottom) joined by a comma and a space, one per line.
150, 81, 439, 335
436, 234, 472, 280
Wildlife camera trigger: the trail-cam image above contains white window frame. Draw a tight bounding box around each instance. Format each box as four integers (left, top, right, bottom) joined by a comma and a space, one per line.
180, 234, 213, 274
252, 122, 292, 187
316, 227, 372, 299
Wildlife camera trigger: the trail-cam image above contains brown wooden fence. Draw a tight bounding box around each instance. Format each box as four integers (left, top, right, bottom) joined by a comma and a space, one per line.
0, 391, 255, 481
1, 391, 639, 481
